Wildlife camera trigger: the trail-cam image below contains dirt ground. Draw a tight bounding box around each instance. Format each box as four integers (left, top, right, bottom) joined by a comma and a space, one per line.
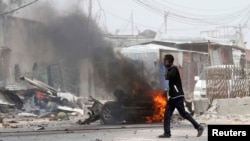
1, 97, 250, 141
0, 111, 250, 141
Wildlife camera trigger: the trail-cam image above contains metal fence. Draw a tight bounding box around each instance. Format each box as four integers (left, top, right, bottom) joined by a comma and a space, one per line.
205, 62, 250, 101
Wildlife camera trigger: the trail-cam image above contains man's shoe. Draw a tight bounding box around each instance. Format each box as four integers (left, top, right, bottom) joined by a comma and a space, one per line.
197, 125, 204, 137
158, 133, 171, 138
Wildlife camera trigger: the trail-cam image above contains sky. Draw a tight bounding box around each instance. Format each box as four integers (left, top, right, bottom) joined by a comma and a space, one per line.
90, 0, 250, 35
69, 0, 250, 48
13, 0, 250, 48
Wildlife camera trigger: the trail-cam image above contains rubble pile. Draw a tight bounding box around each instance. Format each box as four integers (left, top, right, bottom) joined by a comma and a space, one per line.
194, 96, 250, 124
0, 76, 97, 129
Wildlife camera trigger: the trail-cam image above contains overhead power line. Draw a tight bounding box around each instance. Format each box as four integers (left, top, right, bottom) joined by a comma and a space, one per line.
103, 9, 161, 30
0, 0, 39, 16
133, 0, 250, 26
158, 0, 248, 12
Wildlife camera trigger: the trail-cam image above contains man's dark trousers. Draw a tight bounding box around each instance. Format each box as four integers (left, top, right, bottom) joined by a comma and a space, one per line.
163, 97, 200, 134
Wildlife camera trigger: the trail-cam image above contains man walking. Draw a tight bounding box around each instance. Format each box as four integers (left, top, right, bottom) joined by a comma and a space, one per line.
159, 54, 204, 138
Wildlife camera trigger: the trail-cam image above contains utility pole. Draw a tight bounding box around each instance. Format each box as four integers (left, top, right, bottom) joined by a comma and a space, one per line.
238, 24, 244, 47
233, 24, 247, 48
76, 0, 80, 13
88, 0, 92, 20
207, 40, 211, 66
87, 0, 94, 97
164, 11, 169, 34
131, 11, 134, 35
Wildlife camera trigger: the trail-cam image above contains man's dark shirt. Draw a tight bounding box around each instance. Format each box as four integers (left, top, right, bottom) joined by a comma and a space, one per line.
165, 65, 184, 98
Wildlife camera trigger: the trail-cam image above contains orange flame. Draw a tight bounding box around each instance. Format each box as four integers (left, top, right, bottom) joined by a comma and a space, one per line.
35, 91, 47, 99
146, 90, 167, 123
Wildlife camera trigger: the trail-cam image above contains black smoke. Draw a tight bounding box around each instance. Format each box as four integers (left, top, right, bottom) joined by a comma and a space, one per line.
32, 2, 153, 96
45, 14, 110, 62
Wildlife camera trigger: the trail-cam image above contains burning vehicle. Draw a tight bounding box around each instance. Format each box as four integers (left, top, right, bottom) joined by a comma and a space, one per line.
80, 86, 167, 125
100, 88, 167, 124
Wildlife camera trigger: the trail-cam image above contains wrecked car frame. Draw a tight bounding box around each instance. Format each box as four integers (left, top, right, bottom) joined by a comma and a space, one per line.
81, 89, 165, 125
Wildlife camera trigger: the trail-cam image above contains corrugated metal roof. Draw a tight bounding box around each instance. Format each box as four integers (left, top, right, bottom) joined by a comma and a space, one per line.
4, 83, 32, 91
155, 34, 233, 45
154, 34, 245, 51
119, 43, 207, 55
120, 43, 177, 53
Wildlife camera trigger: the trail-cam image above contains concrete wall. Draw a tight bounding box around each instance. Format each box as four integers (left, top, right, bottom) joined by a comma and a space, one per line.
0, 16, 55, 84
214, 97, 250, 115
195, 97, 250, 116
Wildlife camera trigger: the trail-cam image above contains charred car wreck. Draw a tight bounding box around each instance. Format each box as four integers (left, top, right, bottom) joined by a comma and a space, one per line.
81, 88, 166, 125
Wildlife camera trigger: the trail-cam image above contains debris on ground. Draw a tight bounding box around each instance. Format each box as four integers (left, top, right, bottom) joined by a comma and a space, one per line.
77, 96, 103, 125
0, 76, 90, 129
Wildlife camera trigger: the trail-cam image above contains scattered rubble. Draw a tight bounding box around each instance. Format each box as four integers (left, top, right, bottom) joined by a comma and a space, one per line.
77, 96, 104, 125
17, 112, 37, 118
1, 76, 250, 132
194, 96, 250, 124
0, 76, 92, 129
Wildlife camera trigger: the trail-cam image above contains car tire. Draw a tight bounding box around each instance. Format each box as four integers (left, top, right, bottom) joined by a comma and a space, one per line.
100, 101, 123, 125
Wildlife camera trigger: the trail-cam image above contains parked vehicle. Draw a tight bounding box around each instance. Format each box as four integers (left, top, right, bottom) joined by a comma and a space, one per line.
193, 65, 244, 101
193, 72, 207, 100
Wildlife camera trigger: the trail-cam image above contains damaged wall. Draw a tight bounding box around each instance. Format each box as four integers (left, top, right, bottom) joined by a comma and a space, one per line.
0, 16, 55, 84
0, 2, 114, 98
205, 97, 250, 116
0, 2, 160, 100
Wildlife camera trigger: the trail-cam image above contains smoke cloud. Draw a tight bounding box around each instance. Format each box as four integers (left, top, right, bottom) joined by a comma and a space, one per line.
30, 2, 153, 96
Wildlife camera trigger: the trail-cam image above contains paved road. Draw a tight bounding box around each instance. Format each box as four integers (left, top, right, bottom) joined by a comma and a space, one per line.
0, 122, 208, 141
